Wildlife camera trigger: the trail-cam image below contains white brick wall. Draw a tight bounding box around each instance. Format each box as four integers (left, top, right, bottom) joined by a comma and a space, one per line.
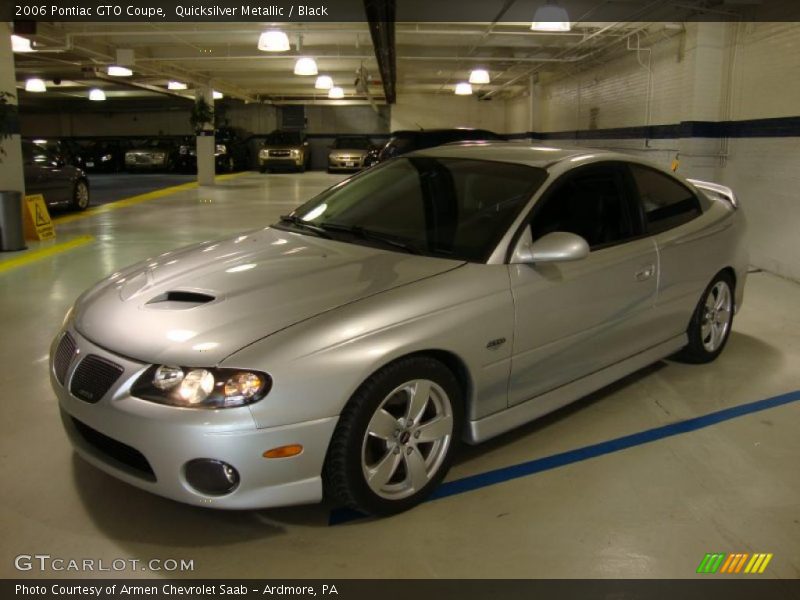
519, 22, 800, 281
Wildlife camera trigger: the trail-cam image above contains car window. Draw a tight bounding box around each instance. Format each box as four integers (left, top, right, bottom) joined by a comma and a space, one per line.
288, 157, 547, 262
629, 164, 701, 234
530, 166, 637, 250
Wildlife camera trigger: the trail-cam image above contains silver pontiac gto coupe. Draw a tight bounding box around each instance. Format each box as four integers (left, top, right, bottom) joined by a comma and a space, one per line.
50, 143, 747, 516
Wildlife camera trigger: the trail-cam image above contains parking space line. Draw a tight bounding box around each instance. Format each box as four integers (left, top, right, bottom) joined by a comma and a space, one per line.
52, 171, 252, 225
0, 235, 95, 274
328, 388, 800, 525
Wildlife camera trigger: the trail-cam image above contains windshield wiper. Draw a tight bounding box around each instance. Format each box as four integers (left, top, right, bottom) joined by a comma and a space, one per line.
277, 214, 332, 239
317, 223, 421, 255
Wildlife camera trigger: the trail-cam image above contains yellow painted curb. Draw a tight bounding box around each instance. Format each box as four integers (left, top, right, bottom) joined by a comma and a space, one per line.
0, 235, 95, 274
53, 170, 252, 225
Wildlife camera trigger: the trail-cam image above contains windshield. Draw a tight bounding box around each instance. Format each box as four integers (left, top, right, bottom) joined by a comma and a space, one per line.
333, 137, 371, 149
264, 131, 301, 145
282, 157, 547, 262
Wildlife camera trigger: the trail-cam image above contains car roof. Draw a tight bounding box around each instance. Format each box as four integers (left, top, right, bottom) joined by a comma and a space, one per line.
390, 128, 498, 136
410, 141, 652, 170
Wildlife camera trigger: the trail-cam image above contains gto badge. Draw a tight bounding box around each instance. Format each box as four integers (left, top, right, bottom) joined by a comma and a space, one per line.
486, 337, 506, 350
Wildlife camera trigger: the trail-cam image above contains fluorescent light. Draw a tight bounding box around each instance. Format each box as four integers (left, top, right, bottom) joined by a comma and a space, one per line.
258, 30, 290, 52
11, 35, 33, 53
212, 90, 223, 100
89, 88, 106, 101
33, 139, 47, 144
294, 57, 318, 76
327, 86, 344, 99
469, 69, 490, 85
107, 65, 133, 76
531, 1, 571, 32
315, 75, 333, 90
25, 78, 46, 92
454, 82, 473, 96
168, 81, 187, 90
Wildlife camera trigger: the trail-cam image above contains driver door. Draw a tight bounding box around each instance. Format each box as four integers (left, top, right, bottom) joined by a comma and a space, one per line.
507, 162, 659, 406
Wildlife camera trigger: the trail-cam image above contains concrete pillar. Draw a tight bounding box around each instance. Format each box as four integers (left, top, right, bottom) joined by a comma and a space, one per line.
195, 86, 215, 186
677, 22, 730, 180
0, 23, 25, 195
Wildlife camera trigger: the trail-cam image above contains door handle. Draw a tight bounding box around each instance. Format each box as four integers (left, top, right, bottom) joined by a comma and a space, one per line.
635, 265, 655, 282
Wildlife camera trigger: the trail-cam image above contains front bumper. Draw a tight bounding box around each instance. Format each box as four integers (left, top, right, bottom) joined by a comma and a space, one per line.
50, 327, 337, 509
259, 155, 303, 169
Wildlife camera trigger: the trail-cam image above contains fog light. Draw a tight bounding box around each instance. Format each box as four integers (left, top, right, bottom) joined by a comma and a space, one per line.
184, 459, 240, 495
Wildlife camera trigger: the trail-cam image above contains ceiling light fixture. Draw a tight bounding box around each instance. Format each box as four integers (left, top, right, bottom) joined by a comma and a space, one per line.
168, 81, 187, 90
212, 90, 223, 100
258, 30, 290, 52
89, 88, 106, 101
531, 1, 571, 32
315, 75, 333, 90
25, 78, 47, 93
11, 35, 33, 53
294, 57, 318, 76
327, 86, 344, 99
454, 82, 473, 96
469, 69, 490, 85
107, 65, 133, 76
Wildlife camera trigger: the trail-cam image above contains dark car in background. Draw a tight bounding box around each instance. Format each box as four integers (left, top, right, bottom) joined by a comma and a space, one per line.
176, 127, 249, 173
258, 130, 311, 173
327, 135, 375, 172
377, 128, 505, 163
22, 140, 90, 211
124, 138, 182, 172
24, 138, 82, 169
73, 139, 130, 173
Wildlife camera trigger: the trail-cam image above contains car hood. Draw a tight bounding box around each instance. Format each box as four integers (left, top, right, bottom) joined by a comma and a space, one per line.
262, 144, 302, 150
74, 227, 463, 366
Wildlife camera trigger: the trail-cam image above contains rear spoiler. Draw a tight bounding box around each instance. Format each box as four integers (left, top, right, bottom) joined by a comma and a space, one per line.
687, 178, 738, 209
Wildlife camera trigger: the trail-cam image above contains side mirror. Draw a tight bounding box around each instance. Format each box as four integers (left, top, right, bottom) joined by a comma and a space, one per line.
512, 231, 590, 264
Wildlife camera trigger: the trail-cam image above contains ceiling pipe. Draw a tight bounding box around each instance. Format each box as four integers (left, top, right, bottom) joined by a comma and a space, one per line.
363, 0, 397, 104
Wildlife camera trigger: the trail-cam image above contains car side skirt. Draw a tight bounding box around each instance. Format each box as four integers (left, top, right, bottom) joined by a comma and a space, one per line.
466, 333, 687, 444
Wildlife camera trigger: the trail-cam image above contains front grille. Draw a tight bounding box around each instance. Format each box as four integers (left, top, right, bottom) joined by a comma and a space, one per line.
269, 150, 291, 157
71, 417, 156, 481
70, 354, 124, 403
54, 332, 76, 385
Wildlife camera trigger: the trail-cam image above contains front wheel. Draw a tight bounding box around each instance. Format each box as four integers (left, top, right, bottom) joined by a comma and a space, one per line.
324, 356, 463, 516
675, 272, 734, 363
72, 180, 90, 211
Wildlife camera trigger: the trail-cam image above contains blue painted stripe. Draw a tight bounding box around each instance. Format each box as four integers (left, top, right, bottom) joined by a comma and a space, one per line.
329, 389, 800, 525
508, 116, 800, 141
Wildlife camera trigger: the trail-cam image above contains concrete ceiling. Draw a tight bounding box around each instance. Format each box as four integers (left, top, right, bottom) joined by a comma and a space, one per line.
12, 5, 705, 109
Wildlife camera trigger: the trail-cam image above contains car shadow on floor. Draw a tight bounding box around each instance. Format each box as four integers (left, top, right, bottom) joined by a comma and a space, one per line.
72, 331, 782, 542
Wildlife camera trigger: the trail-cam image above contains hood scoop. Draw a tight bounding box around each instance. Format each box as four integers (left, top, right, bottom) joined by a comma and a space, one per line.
146, 290, 216, 310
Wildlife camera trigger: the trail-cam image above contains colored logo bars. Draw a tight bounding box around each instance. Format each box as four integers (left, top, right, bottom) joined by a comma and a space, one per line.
696, 553, 773, 574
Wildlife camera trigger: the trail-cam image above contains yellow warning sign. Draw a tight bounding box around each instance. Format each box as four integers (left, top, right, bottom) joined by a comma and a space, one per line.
23, 194, 56, 241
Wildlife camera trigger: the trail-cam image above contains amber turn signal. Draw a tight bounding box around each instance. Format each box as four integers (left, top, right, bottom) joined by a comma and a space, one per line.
263, 444, 303, 459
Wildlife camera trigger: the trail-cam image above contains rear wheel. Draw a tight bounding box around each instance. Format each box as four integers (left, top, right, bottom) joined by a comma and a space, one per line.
72, 180, 90, 211
675, 272, 734, 363
324, 356, 462, 516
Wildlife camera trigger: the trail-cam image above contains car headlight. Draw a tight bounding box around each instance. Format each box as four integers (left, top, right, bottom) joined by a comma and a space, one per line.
215, 144, 227, 154
259, 149, 269, 158
179, 146, 189, 155
100, 154, 112, 162
131, 365, 272, 409
290, 149, 300, 157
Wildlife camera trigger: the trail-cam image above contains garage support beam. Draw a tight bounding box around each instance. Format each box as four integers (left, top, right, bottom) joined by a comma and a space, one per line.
363, 0, 396, 104
195, 86, 215, 187
0, 23, 25, 195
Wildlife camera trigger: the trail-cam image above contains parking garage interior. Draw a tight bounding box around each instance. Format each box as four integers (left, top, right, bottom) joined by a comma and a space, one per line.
1, 1, 799, 584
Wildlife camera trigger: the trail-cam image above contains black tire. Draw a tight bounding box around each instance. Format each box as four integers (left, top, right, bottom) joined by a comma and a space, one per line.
71, 179, 90, 211
324, 356, 463, 517
674, 271, 735, 364
259, 165, 267, 174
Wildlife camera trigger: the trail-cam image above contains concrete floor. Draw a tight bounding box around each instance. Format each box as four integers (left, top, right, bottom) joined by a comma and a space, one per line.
0, 171, 798, 579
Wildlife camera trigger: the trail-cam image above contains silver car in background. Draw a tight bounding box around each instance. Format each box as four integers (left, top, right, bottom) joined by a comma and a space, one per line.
50, 143, 747, 516
327, 135, 374, 172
